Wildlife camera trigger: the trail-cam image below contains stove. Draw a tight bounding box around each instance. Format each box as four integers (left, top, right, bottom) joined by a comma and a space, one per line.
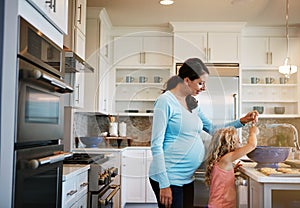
63, 153, 108, 164
63, 153, 120, 208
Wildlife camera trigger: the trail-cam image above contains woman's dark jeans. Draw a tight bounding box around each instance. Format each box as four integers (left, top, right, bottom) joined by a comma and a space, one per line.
149, 178, 194, 208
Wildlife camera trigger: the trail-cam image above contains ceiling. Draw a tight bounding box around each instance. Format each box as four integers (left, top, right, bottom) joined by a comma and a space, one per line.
87, 0, 300, 28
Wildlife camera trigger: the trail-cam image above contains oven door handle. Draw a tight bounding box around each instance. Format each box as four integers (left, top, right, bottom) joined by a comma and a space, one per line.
26, 69, 74, 93
27, 152, 72, 169
99, 184, 120, 206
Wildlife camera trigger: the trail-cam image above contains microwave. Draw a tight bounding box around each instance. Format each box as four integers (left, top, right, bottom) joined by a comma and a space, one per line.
18, 17, 65, 79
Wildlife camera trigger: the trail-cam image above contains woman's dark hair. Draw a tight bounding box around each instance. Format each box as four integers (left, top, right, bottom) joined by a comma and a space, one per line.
178, 58, 209, 81
162, 58, 209, 112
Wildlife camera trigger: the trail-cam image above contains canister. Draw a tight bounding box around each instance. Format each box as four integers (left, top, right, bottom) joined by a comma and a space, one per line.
109, 122, 118, 136
119, 122, 127, 137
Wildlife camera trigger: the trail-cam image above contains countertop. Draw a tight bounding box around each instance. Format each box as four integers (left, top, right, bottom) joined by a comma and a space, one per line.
62, 164, 90, 181
73, 146, 151, 153
239, 161, 300, 183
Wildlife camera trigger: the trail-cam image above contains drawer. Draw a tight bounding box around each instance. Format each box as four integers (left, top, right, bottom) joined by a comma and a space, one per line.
77, 171, 89, 198
62, 178, 77, 207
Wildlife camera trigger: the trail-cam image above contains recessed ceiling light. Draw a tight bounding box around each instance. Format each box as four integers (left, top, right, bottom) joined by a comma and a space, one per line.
160, 0, 174, 6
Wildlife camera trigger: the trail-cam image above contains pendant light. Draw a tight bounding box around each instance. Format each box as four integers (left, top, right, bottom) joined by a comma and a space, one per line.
279, 0, 297, 78
159, 0, 174, 6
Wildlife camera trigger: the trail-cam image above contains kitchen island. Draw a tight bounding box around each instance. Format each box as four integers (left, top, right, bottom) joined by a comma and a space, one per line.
239, 162, 300, 208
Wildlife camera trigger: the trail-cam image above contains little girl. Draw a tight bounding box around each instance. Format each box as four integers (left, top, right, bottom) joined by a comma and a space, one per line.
205, 126, 259, 208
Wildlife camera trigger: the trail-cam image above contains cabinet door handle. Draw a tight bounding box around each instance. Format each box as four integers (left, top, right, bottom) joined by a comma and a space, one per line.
267, 52, 272, 64
80, 182, 88, 188
143, 52, 146, 64
52, 0, 56, 12
269, 52, 272, 64
204, 48, 207, 59
77, 4, 82, 24
105, 44, 108, 58
104, 99, 107, 111
75, 84, 80, 102
67, 189, 77, 196
266, 52, 269, 64
140, 52, 146, 64
45, 0, 56, 12
233, 93, 238, 120
208, 48, 211, 61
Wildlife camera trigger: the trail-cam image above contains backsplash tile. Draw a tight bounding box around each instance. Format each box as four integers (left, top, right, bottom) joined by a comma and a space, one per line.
73, 112, 300, 149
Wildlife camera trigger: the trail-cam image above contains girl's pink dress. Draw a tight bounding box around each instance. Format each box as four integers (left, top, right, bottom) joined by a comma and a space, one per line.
208, 164, 236, 208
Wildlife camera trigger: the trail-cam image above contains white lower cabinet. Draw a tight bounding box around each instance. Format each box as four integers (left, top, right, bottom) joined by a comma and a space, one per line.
121, 148, 157, 205
62, 165, 89, 208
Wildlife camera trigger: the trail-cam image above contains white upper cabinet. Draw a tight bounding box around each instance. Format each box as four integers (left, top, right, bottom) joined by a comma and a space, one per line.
26, 0, 68, 34
74, 0, 86, 35
241, 27, 300, 69
113, 35, 173, 66
208, 33, 240, 63
173, 32, 207, 62
171, 22, 245, 63
174, 32, 239, 63
241, 37, 288, 68
64, 0, 86, 60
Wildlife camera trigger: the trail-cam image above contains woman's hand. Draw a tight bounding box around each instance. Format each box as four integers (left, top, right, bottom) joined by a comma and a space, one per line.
160, 187, 172, 208
240, 110, 259, 125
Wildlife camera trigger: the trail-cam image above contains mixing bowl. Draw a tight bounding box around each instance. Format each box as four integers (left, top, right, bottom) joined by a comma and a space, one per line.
79, 136, 104, 148
247, 146, 291, 168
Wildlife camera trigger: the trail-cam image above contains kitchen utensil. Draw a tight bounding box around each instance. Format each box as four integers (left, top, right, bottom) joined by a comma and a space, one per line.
274, 107, 285, 114
247, 146, 291, 168
79, 136, 104, 148
253, 106, 264, 114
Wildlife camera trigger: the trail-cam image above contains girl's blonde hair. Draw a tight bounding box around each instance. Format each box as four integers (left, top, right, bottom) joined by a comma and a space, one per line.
205, 127, 239, 186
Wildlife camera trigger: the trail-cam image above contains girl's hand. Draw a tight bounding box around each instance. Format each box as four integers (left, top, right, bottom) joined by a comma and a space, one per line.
250, 125, 260, 136
160, 187, 172, 208
234, 161, 242, 172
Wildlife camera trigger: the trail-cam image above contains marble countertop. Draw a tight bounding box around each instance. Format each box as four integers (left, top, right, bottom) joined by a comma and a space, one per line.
239, 161, 300, 183
73, 146, 151, 153
62, 164, 90, 182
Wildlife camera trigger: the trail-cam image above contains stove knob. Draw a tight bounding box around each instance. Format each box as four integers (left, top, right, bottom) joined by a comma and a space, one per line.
110, 167, 118, 177
99, 174, 108, 185
99, 176, 105, 185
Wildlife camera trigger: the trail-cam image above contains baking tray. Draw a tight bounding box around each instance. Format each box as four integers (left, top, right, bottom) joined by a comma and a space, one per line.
259, 167, 300, 177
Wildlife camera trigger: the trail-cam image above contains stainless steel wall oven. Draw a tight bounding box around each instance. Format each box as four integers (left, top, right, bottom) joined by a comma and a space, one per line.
13, 17, 73, 208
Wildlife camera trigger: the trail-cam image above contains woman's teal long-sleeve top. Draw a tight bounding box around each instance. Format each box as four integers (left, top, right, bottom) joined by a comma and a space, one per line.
149, 91, 244, 188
